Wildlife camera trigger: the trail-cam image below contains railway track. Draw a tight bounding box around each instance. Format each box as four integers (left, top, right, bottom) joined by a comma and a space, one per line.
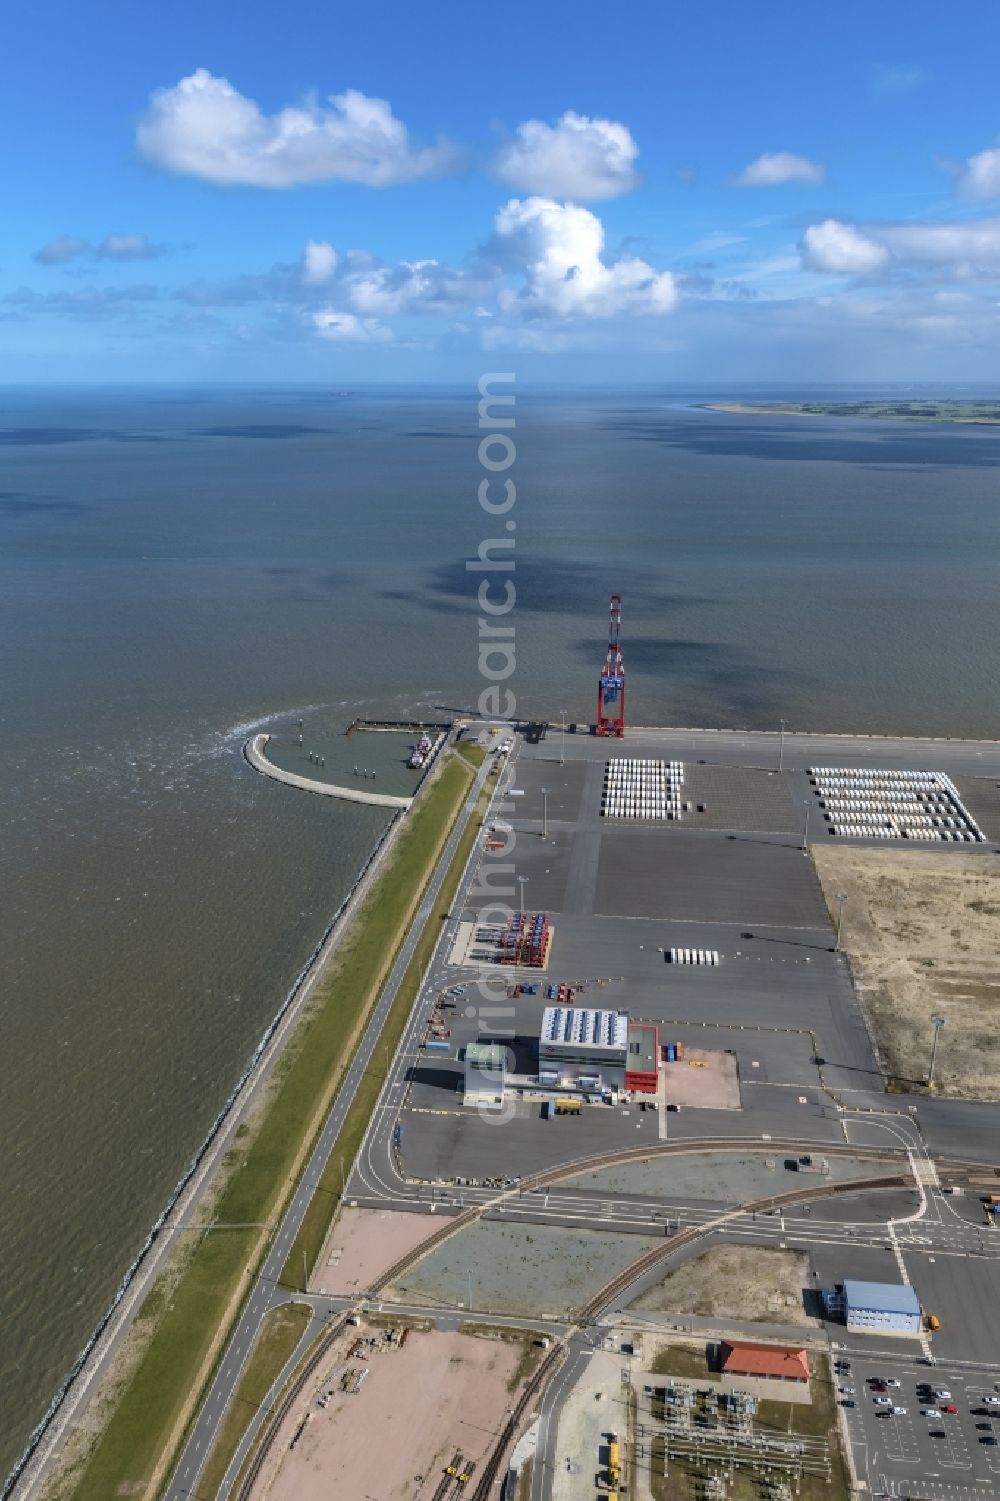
469, 1345, 565, 1501
228, 1135, 990, 1498
576, 1170, 908, 1322
467, 1169, 909, 1500
370, 1135, 914, 1295
231, 1316, 348, 1501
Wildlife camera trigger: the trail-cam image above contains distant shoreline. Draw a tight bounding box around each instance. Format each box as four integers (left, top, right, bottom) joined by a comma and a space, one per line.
702, 400, 1000, 424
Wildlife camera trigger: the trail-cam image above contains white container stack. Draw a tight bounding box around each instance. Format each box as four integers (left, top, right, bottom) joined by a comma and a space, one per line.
667, 948, 720, 965
601, 758, 686, 820
808, 766, 985, 843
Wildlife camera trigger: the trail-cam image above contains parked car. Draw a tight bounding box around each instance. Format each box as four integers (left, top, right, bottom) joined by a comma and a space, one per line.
873, 1396, 892, 1406
943, 1404, 958, 1414
841, 1399, 855, 1409
891, 1406, 907, 1416
886, 1378, 901, 1389
921, 1408, 942, 1419
984, 1395, 1000, 1407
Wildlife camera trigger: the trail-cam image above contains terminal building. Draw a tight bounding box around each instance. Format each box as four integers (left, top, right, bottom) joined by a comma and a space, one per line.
625, 1021, 659, 1093
824, 1279, 922, 1336
538, 1006, 629, 1092
463, 1043, 507, 1108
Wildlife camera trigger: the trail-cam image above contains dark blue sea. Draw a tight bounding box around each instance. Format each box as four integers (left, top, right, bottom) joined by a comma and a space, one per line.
3, 383, 1000, 1480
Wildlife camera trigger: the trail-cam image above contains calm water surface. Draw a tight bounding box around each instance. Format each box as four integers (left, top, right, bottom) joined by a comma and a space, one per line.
2, 385, 1000, 1480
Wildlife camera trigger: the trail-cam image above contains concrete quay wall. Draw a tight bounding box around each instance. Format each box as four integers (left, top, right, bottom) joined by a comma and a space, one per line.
245, 734, 413, 809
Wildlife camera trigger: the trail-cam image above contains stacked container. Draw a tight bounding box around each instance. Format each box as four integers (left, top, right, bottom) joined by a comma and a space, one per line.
498, 909, 551, 967
600, 758, 686, 820
809, 766, 985, 843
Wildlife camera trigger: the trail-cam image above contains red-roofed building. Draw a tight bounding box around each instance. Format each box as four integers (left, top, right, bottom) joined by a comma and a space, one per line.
720, 1342, 809, 1384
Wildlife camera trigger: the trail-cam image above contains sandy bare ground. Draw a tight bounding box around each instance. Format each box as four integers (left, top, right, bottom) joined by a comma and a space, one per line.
662, 1048, 740, 1109
311, 1206, 443, 1296
548, 1349, 629, 1501
631, 1245, 814, 1326
255, 1326, 522, 1501
813, 846, 1000, 1098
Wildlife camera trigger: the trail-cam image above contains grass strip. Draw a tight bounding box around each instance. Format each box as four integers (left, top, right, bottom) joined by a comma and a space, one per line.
194, 1302, 312, 1499
279, 774, 492, 1288
455, 740, 488, 767
54, 755, 474, 1501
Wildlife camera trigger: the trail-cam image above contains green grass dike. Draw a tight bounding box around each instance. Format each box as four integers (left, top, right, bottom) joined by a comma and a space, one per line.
278, 768, 493, 1288
49, 751, 476, 1501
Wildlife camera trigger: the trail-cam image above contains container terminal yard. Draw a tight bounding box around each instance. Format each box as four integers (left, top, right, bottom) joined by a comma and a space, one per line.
26, 604, 1000, 1501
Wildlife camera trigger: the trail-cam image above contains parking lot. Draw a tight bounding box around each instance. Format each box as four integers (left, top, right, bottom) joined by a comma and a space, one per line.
837, 1349, 1000, 1495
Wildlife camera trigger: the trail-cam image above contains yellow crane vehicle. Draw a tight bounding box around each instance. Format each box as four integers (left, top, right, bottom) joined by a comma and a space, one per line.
607, 1433, 621, 1487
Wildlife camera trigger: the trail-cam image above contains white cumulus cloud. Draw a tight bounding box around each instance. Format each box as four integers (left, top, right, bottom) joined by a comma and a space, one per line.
302, 241, 337, 285
802, 215, 1000, 280
492, 111, 639, 200
800, 219, 890, 274
136, 69, 455, 188
956, 145, 1000, 201
878, 218, 1000, 275
339, 253, 481, 315
732, 152, 826, 188
493, 197, 678, 318
33, 236, 90, 266
312, 309, 393, 342
98, 232, 160, 260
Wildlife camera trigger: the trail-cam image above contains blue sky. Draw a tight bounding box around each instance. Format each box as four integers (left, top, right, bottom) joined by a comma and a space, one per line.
4, 0, 1000, 382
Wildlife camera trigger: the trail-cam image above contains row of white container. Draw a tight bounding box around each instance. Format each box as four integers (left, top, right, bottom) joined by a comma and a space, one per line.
830, 826, 979, 841
819, 793, 961, 807
667, 948, 720, 965
820, 798, 977, 818
602, 795, 685, 805
604, 777, 681, 786
607, 759, 685, 770
605, 766, 684, 782
809, 766, 944, 782
601, 797, 685, 808
813, 781, 956, 799
605, 771, 684, 780
600, 807, 685, 819
822, 811, 978, 830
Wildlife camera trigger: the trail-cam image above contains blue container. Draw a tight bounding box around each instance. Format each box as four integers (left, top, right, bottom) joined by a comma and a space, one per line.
425, 1040, 451, 1054
666, 1042, 676, 1063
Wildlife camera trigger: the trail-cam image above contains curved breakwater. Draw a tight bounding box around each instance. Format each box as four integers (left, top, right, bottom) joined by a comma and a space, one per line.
5, 799, 403, 1501
245, 734, 414, 808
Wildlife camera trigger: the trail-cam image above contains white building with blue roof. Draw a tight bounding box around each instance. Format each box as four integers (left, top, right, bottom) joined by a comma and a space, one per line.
841, 1279, 922, 1336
